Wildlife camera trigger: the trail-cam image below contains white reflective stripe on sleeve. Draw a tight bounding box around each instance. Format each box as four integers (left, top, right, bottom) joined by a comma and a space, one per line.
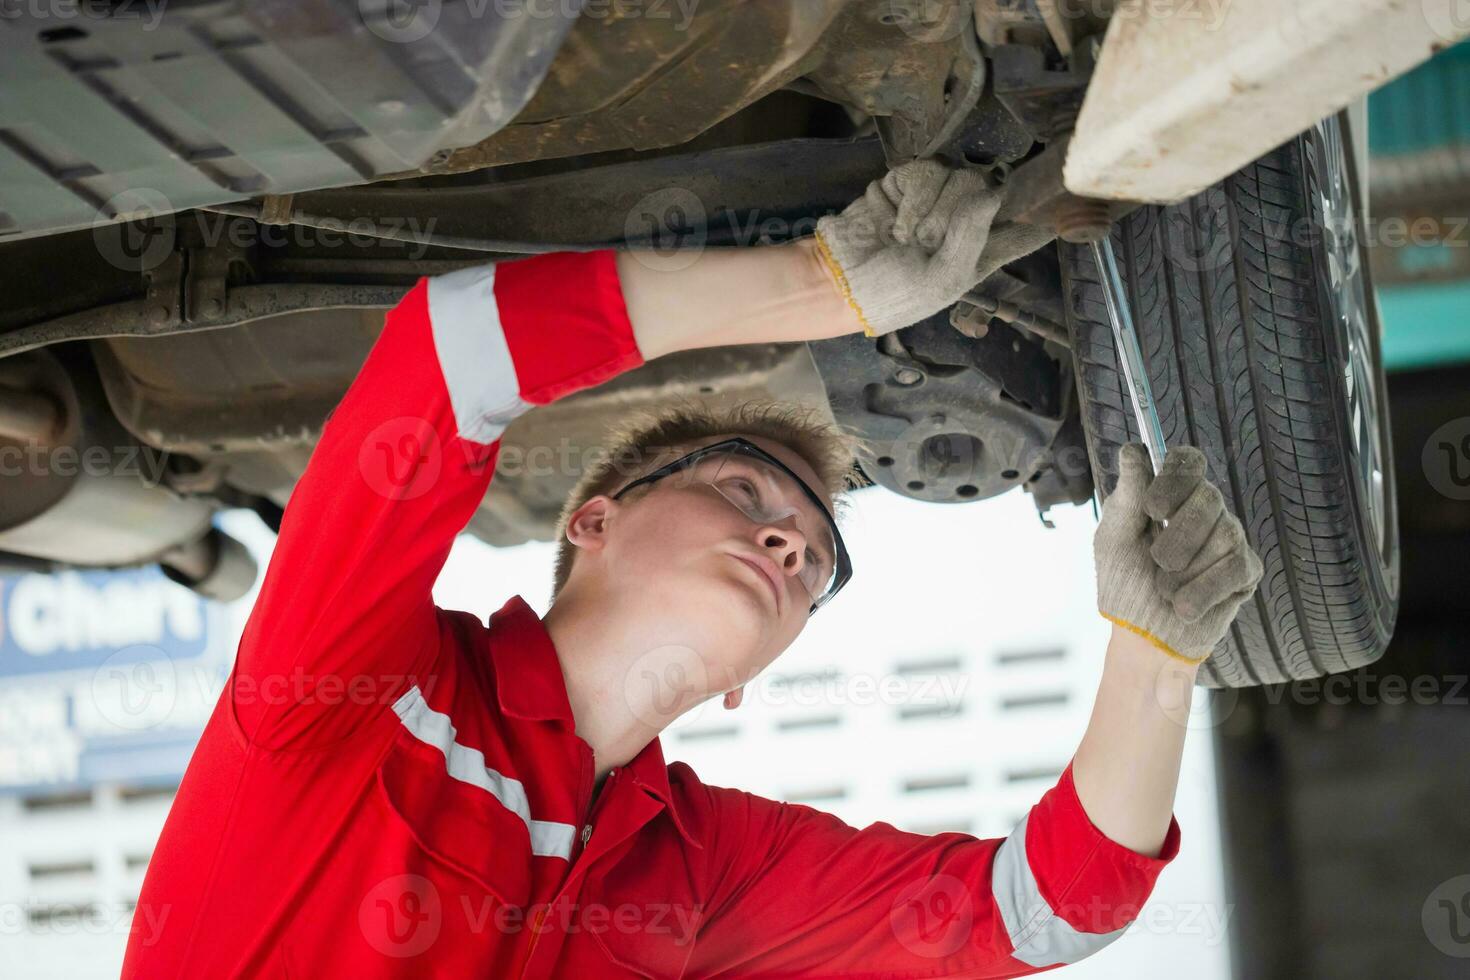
392, 686, 576, 860
426, 264, 534, 446
991, 813, 1130, 967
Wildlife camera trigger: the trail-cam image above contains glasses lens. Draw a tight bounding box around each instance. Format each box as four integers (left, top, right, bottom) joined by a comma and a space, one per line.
702, 449, 838, 605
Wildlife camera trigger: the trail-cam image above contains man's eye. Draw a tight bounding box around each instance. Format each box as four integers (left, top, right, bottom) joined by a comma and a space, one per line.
728, 478, 759, 501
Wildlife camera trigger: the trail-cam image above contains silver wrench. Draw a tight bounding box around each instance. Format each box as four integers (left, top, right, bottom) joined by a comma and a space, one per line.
1090, 237, 1168, 472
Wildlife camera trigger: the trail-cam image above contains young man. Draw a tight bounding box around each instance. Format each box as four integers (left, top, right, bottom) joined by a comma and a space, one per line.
123, 161, 1262, 978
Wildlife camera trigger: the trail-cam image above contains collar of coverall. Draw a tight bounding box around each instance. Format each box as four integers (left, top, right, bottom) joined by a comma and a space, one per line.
490, 595, 703, 850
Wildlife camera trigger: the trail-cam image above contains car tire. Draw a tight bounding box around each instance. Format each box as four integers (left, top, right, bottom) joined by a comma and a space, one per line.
1060, 112, 1400, 688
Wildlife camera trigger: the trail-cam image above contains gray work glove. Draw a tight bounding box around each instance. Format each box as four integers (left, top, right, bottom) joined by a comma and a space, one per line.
814, 158, 1054, 337
1094, 444, 1265, 663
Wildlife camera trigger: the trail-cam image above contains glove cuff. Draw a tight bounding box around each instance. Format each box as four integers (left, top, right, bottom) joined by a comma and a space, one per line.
812, 227, 877, 338
1099, 611, 1213, 665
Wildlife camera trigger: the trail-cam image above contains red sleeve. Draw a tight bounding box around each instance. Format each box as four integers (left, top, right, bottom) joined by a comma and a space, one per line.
232, 251, 642, 750
688, 761, 1178, 978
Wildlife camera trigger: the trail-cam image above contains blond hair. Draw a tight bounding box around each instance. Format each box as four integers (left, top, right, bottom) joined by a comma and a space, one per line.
550, 399, 857, 601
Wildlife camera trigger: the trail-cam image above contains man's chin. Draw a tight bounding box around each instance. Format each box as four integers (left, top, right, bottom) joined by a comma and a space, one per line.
634, 571, 769, 632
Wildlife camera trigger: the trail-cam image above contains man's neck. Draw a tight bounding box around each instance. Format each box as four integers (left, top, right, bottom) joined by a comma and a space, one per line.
541, 589, 692, 781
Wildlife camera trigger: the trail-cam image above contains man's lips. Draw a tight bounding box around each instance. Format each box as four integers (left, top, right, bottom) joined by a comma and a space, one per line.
732, 554, 784, 614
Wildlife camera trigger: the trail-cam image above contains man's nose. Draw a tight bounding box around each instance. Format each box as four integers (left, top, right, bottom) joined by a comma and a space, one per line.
755, 521, 807, 577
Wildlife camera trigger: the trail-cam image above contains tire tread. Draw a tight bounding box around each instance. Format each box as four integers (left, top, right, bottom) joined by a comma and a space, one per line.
1061, 134, 1396, 687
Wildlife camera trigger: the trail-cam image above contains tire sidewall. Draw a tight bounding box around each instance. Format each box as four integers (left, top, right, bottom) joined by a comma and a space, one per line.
1299, 112, 1402, 647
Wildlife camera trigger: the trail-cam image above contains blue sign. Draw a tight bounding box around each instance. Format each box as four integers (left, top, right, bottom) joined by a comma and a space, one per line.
0, 567, 210, 676
0, 567, 228, 795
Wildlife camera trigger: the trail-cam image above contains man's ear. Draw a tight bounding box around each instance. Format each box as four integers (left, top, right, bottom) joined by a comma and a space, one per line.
564, 495, 618, 553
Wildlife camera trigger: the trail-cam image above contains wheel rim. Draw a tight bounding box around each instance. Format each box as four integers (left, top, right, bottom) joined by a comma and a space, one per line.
1311, 114, 1390, 562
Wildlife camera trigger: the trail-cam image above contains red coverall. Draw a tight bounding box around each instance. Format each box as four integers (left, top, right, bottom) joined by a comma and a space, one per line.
121, 251, 1179, 979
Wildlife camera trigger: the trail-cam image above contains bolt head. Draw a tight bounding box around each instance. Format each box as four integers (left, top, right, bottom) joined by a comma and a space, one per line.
894, 368, 924, 386
1058, 224, 1110, 245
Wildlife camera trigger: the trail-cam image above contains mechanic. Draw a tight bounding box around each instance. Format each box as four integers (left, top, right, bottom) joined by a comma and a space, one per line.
122, 160, 1263, 978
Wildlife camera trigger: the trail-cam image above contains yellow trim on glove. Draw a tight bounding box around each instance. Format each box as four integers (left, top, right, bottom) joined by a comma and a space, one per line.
813, 228, 876, 338
1099, 612, 1211, 666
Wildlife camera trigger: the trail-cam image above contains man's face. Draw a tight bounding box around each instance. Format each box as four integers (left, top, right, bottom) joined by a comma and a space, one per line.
583, 433, 836, 703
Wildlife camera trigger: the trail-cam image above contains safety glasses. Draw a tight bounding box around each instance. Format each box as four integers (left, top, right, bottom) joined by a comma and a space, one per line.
610, 438, 852, 615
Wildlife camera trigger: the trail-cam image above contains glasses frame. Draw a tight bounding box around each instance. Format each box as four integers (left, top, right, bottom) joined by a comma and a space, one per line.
609, 437, 852, 614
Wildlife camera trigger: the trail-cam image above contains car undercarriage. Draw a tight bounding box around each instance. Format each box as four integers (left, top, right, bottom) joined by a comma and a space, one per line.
0, 0, 1402, 686
1, 1, 1094, 565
